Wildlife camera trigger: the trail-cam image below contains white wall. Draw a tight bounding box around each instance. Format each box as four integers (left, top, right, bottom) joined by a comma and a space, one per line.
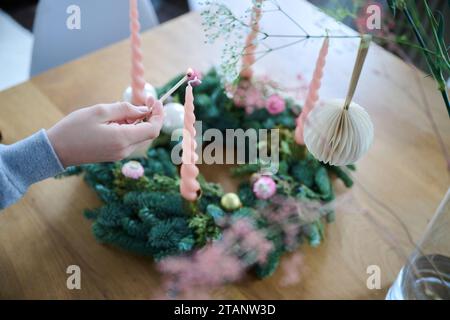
0, 10, 33, 90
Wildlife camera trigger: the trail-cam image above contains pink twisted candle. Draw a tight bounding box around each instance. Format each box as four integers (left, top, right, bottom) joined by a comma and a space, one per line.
240, 0, 263, 79
129, 0, 146, 105
294, 37, 329, 145
180, 84, 200, 201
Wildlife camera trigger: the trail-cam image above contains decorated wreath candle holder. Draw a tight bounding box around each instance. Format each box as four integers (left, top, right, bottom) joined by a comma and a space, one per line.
61, 68, 359, 290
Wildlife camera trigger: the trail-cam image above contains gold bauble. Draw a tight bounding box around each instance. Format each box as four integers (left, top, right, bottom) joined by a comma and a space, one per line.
250, 173, 261, 185
220, 193, 242, 211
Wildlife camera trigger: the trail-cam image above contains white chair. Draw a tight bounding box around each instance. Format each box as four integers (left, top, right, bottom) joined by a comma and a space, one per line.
30, 0, 158, 76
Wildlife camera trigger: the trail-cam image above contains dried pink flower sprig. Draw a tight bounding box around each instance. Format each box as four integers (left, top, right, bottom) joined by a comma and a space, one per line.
232, 79, 266, 114
157, 195, 331, 299
231, 76, 295, 115
258, 195, 327, 252
157, 217, 272, 298
280, 252, 304, 287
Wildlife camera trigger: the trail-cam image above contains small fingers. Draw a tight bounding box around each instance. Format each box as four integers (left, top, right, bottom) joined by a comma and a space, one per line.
146, 100, 164, 136
120, 118, 163, 145
93, 102, 150, 122
146, 96, 156, 109
147, 97, 164, 118
108, 98, 164, 150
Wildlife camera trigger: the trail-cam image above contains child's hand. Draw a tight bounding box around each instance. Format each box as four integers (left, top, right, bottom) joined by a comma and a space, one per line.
47, 97, 163, 167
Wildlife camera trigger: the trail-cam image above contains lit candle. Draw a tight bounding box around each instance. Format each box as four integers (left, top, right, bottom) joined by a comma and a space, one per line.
240, 0, 263, 80
180, 82, 201, 201
129, 0, 146, 105
295, 37, 329, 145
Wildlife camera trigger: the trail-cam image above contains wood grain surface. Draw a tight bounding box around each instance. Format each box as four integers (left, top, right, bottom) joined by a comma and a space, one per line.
0, 1, 449, 299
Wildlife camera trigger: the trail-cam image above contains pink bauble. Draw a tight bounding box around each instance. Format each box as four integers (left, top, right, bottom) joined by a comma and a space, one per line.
266, 94, 286, 115
121, 161, 144, 179
253, 176, 277, 200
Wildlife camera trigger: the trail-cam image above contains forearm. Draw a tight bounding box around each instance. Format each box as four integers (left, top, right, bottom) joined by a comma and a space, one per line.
0, 130, 64, 210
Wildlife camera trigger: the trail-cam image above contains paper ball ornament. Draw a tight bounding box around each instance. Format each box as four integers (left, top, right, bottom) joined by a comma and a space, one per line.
220, 193, 242, 211
304, 98, 373, 166
122, 83, 157, 103
162, 102, 185, 134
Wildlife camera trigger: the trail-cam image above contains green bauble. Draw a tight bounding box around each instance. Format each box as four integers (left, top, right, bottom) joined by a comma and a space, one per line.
220, 193, 242, 211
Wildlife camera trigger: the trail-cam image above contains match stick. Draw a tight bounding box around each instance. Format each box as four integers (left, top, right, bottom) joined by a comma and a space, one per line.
135, 68, 200, 123
159, 68, 200, 104
159, 75, 189, 103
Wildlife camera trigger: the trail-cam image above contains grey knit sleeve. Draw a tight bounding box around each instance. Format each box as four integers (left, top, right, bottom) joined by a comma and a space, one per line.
0, 129, 64, 210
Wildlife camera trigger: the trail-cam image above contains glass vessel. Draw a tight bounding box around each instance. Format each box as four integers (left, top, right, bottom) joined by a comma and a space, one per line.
386, 188, 450, 300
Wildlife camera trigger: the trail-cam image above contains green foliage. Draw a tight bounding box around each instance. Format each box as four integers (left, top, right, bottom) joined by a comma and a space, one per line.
59, 148, 199, 258
86, 196, 196, 259
400, 1, 450, 115
290, 154, 320, 188
254, 249, 283, 278
302, 220, 325, 248
56, 166, 83, 177
278, 129, 306, 162
147, 217, 195, 258
386, 0, 400, 16
146, 175, 179, 193
314, 167, 333, 201
206, 204, 226, 225
123, 192, 186, 217
113, 165, 151, 197
373, 0, 449, 115
231, 206, 257, 221
198, 175, 224, 212
327, 165, 354, 188
254, 232, 284, 279
238, 182, 257, 207
145, 148, 178, 178
231, 163, 260, 177
188, 213, 221, 247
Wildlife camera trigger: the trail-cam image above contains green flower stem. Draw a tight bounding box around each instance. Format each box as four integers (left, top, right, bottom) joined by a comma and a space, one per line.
440, 88, 450, 117
403, 5, 450, 116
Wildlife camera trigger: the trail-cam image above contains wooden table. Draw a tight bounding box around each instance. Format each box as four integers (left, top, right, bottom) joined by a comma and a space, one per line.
0, 1, 449, 299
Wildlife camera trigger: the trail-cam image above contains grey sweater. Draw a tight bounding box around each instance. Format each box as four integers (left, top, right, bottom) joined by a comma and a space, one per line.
0, 130, 64, 210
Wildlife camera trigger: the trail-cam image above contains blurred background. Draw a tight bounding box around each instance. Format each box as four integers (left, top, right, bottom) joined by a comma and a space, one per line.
0, 0, 448, 90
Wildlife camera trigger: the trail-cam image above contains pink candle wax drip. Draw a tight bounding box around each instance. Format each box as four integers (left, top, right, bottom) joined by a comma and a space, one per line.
240, 0, 263, 80
180, 84, 200, 201
129, 0, 146, 105
295, 37, 329, 145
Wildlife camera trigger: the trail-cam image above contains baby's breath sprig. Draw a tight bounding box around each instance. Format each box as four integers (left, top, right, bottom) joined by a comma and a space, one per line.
200, 1, 265, 83
199, 1, 361, 84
